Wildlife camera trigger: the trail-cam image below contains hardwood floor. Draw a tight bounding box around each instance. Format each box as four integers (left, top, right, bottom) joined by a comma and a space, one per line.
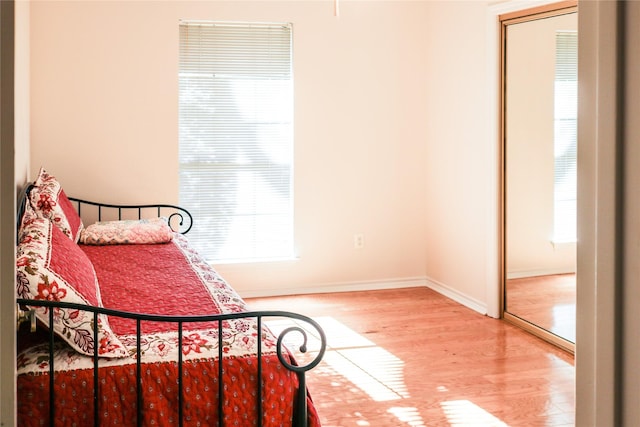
246, 287, 575, 427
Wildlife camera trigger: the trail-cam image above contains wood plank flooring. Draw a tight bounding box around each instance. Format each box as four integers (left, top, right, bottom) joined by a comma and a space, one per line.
245, 287, 575, 427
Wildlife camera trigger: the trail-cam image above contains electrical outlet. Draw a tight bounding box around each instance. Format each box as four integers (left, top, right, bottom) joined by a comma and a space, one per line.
354, 233, 364, 249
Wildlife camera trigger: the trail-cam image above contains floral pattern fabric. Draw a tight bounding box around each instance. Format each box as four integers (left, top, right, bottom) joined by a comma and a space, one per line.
17, 342, 312, 427
29, 167, 84, 242
79, 217, 174, 245
16, 205, 127, 358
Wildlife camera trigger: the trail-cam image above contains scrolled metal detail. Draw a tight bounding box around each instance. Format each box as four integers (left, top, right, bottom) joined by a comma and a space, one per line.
166, 209, 193, 234
276, 322, 326, 373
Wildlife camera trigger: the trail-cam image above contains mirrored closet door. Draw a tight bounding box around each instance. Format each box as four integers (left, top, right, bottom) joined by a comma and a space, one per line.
501, 1, 577, 353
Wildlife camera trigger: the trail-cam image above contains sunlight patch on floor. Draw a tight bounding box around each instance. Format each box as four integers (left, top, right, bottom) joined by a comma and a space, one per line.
323, 349, 406, 402
388, 407, 426, 426
265, 316, 409, 401
441, 400, 508, 427
266, 317, 506, 426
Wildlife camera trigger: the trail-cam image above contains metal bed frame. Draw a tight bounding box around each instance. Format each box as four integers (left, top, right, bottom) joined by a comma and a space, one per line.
16, 189, 327, 427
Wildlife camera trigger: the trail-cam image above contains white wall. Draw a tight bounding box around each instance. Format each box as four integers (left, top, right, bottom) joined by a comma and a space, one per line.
422, 0, 496, 311
30, 1, 434, 297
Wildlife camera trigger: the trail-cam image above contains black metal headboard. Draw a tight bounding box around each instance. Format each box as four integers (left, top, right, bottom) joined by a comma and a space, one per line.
68, 197, 193, 235
16, 183, 193, 237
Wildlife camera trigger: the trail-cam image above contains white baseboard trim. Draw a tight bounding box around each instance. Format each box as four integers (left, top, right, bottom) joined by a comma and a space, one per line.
240, 276, 489, 317
506, 268, 575, 280
238, 277, 429, 299
425, 276, 488, 316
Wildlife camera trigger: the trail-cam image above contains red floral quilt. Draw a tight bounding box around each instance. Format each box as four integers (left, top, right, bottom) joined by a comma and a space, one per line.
17, 235, 320, 426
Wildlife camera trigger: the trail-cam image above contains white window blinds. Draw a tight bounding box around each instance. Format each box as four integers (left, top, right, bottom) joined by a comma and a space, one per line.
553, 31, 578, 243
179, 21, 294, 263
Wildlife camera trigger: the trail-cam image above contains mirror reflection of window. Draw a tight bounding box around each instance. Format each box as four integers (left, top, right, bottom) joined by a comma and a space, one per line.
553, 31, 578, 243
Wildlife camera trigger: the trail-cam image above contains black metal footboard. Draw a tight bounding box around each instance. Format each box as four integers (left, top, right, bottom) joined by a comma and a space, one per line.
16, 299, 326, 427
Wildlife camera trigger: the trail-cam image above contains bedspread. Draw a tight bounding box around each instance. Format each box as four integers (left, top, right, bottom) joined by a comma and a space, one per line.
17, 235, 320, 426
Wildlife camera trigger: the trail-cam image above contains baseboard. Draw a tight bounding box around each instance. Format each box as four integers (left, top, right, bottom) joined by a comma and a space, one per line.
238, 277, 429, 299
424, 276, 488, 316
506, 268, 575, 280
240, 276, 489, 317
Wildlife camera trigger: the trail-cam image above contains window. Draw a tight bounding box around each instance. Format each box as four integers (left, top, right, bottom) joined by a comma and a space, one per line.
553, 31, 577, 243
179, 21, 294, 263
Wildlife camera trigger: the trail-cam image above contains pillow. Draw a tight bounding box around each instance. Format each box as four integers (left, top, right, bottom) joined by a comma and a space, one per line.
29, 167, 83, 242
16, 206, 128, 358
79, 217, 174, 245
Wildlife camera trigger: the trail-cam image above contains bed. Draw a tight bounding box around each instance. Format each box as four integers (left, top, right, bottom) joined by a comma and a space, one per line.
15, 168, 326, 426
